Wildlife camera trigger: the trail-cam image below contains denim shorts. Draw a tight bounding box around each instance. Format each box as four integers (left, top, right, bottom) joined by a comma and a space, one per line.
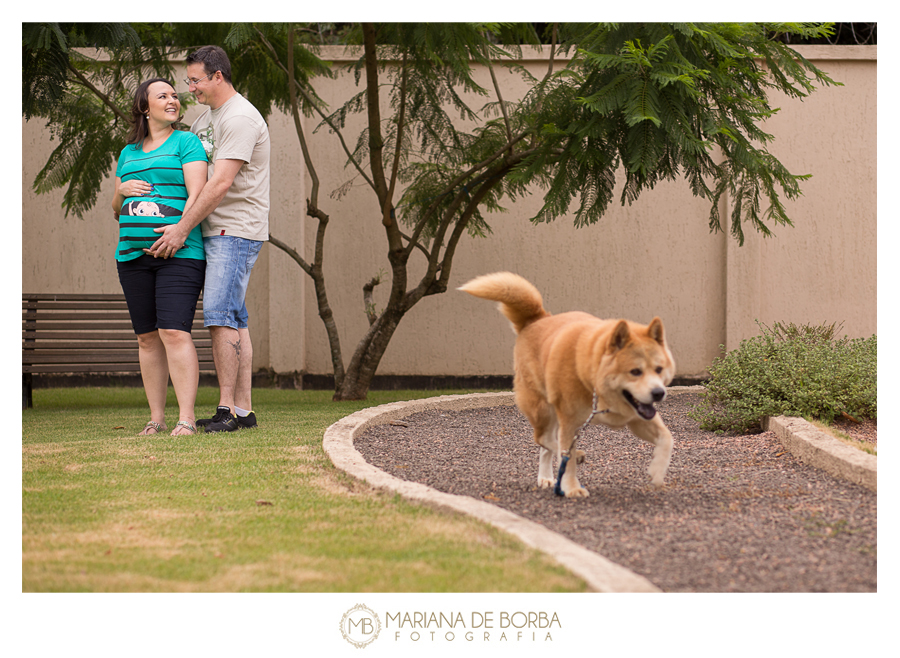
202, 235, 263, 330
117, 255, 206, 334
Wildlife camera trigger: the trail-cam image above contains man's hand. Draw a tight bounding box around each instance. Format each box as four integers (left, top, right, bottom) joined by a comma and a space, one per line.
144, 223, 189, 259
141, 159, 242, 258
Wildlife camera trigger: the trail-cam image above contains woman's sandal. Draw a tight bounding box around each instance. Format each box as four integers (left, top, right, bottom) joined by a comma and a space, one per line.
139, 421, 167, 436
170, 420, 197, 436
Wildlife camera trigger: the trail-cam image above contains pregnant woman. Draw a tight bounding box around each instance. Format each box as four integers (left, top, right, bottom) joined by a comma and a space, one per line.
111, 78, 208, 436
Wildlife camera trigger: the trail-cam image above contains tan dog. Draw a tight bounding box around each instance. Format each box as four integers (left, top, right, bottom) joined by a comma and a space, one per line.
459, 272, 675, 498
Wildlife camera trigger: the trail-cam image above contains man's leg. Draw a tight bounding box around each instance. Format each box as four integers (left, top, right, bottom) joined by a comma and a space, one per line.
234, 326, 253, 412
209, 324, 243, 414
206, 325, 255, 431
200, 236, 262, 431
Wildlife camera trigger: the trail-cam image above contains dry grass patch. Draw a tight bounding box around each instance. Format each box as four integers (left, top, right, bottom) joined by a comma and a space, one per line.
809, 419, 877, 455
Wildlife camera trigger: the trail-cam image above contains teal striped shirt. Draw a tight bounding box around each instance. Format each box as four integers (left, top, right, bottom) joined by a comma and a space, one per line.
115, 130, 208, 262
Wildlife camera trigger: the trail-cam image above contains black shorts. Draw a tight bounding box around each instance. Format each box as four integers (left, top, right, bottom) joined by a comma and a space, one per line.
116, 255, 206, 335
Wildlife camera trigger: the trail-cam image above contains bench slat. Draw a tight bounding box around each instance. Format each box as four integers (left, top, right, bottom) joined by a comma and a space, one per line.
22, 293, 128, 301
24, 293, 204, 303
24, 302, 205, 312
23, 321, 138, 331
24, 312, 136, 321
22, 340, 212, 350
25, 364, 146, 373
25, 350, 214, 362
23, 322, 208, 332
24, 301, 131, 311
25, 363, 217, 374
25, 304, 205, 310
23, 330, 211, 340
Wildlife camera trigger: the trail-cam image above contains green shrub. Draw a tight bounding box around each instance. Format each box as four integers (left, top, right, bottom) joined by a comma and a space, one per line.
690, 321, 877, 434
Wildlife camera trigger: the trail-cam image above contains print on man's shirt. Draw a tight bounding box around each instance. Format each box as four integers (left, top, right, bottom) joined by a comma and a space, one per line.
198, 122, 215, 160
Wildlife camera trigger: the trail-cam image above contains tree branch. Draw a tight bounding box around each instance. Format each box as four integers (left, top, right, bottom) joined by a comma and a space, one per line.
268, 234, 313, 276
409, 143, 541, 304
362, 23, 389, 204
530, 23, 558, 148
384, 53, 409, 227
543, 23, 558, 84
285, 25, 320, 210
362, 22, 405, 256
66, 61, 129, 124
398, 229, 432, 260
435, 174, 505, 291
363, 274, 382, 325
484, 46, 514, 150
253, 25, 376, 193
404, 131, 529, 257
405, 168, 507, 308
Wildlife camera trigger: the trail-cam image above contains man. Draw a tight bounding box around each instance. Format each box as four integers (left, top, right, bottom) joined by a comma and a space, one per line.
146, 45, 270, 433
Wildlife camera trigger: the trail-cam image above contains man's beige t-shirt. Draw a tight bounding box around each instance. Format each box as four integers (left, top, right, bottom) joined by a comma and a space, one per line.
192, 93, 270, 241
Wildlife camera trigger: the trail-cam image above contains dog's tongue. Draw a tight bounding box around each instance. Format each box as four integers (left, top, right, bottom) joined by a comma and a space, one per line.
636, 403, 657, 420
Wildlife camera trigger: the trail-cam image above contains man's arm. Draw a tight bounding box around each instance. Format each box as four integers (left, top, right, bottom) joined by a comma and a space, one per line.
179, 160, 212, 220
144, 158, 244, 258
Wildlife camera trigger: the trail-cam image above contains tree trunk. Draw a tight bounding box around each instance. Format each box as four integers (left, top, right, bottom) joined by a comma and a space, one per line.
332, 309, 405, 400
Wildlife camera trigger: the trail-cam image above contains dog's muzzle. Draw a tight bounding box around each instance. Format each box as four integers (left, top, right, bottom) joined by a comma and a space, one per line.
623, 388, 665, 420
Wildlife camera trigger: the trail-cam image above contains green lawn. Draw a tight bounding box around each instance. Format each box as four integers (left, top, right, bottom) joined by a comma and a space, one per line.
21, 386, 587, 593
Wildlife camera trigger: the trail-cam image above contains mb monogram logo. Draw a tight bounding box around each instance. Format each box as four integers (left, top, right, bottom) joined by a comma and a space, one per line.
340, 604, 382, 648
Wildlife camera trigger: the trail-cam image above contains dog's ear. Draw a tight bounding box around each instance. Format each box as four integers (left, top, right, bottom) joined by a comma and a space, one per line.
648, 317, 666, 346
611, 320, 631, 351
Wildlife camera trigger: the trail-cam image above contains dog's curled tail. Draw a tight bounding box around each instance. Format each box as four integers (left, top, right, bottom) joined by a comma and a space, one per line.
458, 272, 550, 333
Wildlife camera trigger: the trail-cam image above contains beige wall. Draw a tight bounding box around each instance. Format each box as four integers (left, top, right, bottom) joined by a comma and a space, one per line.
21, 45, 876, 381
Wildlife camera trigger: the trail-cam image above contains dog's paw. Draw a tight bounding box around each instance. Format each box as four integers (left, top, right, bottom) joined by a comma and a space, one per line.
538, 477, 555, 489
565, 487, 590, 498
648, 479, 666, 490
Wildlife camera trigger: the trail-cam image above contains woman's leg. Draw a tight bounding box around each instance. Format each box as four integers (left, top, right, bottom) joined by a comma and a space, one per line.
119, 256, 169, 434
158, 328, 199, 434
155, 257, 205, 436
136, 330, 168, 433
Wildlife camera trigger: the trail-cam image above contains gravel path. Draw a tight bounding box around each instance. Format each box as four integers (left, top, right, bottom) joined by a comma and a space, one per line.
354, 391, 876, 592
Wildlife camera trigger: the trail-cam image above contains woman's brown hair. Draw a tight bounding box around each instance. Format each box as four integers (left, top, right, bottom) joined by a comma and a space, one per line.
125, 78, 183, 145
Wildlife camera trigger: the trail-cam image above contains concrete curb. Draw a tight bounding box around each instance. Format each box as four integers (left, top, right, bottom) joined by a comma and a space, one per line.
323, 391, 662, 593
765, 415, 877, 492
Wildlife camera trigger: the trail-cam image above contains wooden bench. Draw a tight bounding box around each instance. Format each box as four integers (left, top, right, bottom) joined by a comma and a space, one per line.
22, 293, 215, 409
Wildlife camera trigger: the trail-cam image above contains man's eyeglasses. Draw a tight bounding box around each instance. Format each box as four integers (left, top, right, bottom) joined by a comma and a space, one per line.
184, 72, 216, 87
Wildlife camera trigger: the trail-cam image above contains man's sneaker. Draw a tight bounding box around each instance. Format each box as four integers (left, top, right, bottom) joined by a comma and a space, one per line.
236, 412, 257, 429
197, 407, 258, 431
196, 407, 226, 428
202, 406, 239, 433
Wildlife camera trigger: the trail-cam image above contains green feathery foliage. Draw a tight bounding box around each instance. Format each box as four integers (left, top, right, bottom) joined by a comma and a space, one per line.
25, 22, 839, 232
220, 23, 332, 120
523, 23, 839, 243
